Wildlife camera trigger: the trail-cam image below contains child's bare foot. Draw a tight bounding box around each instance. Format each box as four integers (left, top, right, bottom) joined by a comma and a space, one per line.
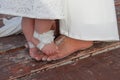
33, 39, 59, 55
29, 48, 43, 61
33, 29, 59, 55
26, 42, 44, 61
46, 35, 93, 61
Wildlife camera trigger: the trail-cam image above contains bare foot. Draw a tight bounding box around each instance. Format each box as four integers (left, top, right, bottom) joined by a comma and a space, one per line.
41, 42, 59, 55
32, 36, 59, 55
46, 35, 93, 61
26, 42, 46, 61
29, 48, 43, 61
34, 19, 58, 55
31, 37, 58, 61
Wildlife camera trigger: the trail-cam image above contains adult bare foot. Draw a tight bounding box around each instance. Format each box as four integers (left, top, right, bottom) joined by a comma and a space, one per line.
46, 35, 93, 61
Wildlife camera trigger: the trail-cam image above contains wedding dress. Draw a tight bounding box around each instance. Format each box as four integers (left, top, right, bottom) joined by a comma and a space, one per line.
0, 0, 64, 19
60, 0, 119, 41
0, 0, 64, 37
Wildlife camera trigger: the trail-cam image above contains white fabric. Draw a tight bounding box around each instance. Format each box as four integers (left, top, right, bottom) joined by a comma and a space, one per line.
37, 42, 46, 50
60, 0, 120, 41
0, 0, 119, 41
28, 42, 35, 48
0, 17, 22, 37
33, 30, 55, 50
0, 0, 64, 19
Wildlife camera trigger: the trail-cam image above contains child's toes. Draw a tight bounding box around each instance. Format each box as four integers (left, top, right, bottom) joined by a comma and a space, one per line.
42, 56, 48, 61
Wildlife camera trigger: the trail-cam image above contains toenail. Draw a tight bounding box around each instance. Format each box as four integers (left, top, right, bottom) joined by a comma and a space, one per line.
35, 57, 40, 61
47, 58, 52, 61
42, 57, 47, 61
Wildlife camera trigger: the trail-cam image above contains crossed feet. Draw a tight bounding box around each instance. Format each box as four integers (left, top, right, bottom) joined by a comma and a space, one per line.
28, 35, 93, 61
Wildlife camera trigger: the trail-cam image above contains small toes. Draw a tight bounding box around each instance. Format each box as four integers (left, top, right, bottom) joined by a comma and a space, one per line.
47, 58, 52, 61
34, 55, 43, 61
42, 56, 48, 61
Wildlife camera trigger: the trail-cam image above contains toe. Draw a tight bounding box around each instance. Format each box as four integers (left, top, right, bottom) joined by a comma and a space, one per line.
29, 52, 35, 58
47, 58, 52, 61
35, 54, 44, 61
42, 56, 48, 61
